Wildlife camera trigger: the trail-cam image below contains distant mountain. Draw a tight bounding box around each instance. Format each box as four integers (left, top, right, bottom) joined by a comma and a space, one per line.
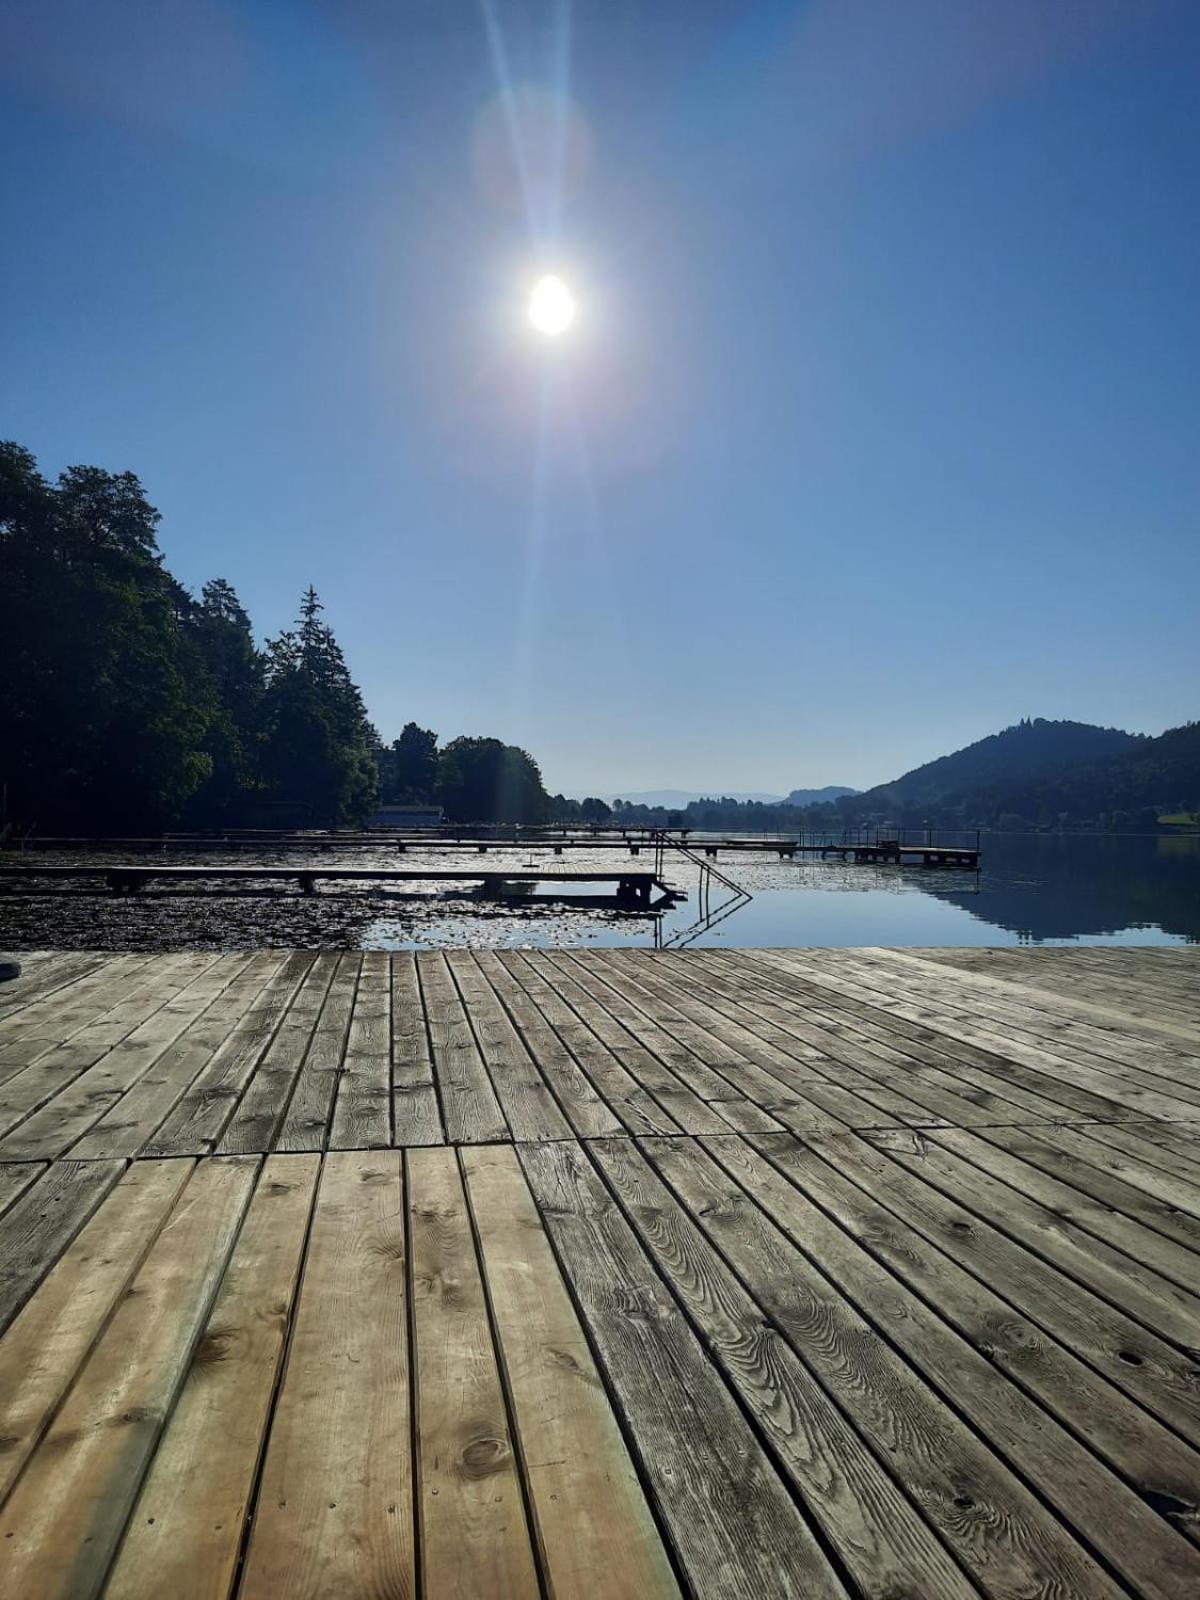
602, 789, 785, 807
851, 719, 1142, 816
841, 716, 1200, 829
785, 785, 859, 807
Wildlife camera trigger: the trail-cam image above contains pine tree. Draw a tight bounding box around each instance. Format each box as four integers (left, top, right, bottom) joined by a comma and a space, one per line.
260, 587, 378, 825
0, 442, 211, 831
182, 579, 266, 823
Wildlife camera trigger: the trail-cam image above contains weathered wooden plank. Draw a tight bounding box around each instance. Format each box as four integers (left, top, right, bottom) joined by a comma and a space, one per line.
518, 1138, 850, 1600
215, 952, 339, 1154
869, 1125, 1200, 1349
0, 1157, 125, 1334
0, 954, 255, 1160
390, 953, 444, 1146
562, 951, 767, 1102
0, 951, 105, 1020
462, 1144, 679, 1599
238, 1151, 415, 1599
275, 952, 363, 1151
1038, 1122, 1200, 1216
728, 1131, 1200, 1593
408, 1146, 539, 1597
500, 951, 684, 1135
419, 952, 508, 1143
750, 949, 1200, 1123
68, 951, 288, 1160
141, 951, 315, 1156
0, 1159, 45, 1220
979, 1123, 1200, 1256
828, 948, 1200, 1111
900, 947, 1200, 1046
687, 949, 1077, 1127
0, 954, 217, 1134
0, 1157, 256, 1598
472, 950, 624, 1136
592, 1136, 975, 1599
537, 953, 732, 1134
0, 1158, 191, 1500
445, 950, 572, 1140
0, 955, 155, 1070
104, 1154, 319, 1599
1081, 1119, 1200, 1184
853, 1126, 1200, 1447
931, 1125, 1200, 1296
329, 950, 392, 1148
594, 951, 811, 1108
789, 1127, 1200, 1541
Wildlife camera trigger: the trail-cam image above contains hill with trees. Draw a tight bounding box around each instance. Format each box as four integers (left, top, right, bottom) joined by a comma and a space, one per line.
785, 786, 858, 806
840, 717, 1198, 831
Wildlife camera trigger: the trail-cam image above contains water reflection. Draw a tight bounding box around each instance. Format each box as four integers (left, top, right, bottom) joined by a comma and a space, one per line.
929, 833, 1200, 943
0, 833, 1194, 950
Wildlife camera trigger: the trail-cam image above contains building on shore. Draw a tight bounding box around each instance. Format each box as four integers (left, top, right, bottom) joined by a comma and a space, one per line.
368, 802, 444, 829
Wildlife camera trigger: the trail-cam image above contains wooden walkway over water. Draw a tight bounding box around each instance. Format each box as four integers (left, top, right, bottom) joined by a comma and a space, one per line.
0, 863, 676, 904
0, 945, 1197, 1597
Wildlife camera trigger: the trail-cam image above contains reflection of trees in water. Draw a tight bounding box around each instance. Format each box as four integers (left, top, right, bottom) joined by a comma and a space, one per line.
929, 833, 1200, 942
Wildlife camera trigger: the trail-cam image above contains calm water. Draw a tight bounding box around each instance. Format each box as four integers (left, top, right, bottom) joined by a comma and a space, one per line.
645, 831, 1200, 949
1, 832, 1196, 951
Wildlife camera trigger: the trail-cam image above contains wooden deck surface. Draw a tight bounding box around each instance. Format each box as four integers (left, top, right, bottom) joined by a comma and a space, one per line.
0, 945, 1197, 1597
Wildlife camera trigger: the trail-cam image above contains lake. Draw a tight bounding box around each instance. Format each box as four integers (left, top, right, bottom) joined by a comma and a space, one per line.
0, 831, 1196, 951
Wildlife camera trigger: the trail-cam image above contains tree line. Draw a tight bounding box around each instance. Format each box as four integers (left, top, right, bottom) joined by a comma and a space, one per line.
0, 443, 553, 833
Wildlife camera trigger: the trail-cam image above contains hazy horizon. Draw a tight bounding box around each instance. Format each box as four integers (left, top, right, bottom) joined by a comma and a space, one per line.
3, 0, 1197, 797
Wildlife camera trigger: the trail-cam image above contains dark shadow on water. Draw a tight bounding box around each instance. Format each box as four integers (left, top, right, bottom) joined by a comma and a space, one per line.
928, 832, 1200, 943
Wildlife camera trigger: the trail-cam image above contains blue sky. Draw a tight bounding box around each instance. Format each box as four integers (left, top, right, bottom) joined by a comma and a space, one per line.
2, 0, 1197, 796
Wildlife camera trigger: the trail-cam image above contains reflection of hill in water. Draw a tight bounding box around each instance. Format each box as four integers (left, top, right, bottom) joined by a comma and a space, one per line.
928, 833, 1200, 943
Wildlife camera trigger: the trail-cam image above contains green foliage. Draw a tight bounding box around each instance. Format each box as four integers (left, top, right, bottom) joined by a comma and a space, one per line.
0, 442, 211, 831
259, 588, 379, 827
182, 579, 266, 823
436, 737, 549, 824
842, 718, 1200, 831
0, 444, 380, 834
384, 722, 439, 803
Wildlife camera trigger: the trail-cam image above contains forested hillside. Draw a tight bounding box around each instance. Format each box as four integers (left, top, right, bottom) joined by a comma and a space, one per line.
842, 718, 1198, 830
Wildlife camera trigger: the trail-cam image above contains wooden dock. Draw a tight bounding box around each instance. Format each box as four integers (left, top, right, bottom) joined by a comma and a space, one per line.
0, 863, 678, 905
3, 829, 982, 867
0, 945, 1197, 1598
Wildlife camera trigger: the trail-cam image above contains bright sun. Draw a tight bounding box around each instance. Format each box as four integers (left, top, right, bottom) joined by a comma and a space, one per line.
528, 274, 576, 336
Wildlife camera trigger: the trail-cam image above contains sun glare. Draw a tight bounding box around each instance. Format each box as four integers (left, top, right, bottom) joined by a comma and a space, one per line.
528, 274, 576, 336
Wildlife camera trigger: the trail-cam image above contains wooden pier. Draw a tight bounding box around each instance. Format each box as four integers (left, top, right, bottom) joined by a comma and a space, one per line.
0, 945, 1197, 1598
3, 828, 981, 868
0, 863, 677, 906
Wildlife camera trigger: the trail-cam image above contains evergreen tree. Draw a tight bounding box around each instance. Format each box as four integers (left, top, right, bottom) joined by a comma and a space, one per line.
0, 442, 211, 831
260, 587, 378, 825
183, 579, 266, 823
